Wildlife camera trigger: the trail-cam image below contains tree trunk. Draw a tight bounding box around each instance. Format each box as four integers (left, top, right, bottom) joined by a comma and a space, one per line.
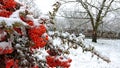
92, 30, 97, 43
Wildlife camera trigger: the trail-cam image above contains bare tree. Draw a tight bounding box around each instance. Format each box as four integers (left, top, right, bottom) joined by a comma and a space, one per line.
58, 0, 120, 42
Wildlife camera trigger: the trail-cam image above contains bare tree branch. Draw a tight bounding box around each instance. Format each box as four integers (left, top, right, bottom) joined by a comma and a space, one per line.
56, 15, 90, 19
103, 0, 114, 18
80, 0, 95, 28
86, 2, 99, 10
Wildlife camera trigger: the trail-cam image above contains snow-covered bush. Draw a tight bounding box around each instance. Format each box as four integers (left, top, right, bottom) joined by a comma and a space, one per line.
0, 0, 72, 68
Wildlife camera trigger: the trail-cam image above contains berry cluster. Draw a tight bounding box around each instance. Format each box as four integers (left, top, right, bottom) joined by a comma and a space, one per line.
0, 0, 49, 67
0, 0, 20, 67
0, 47, 13, 54
19, 14, 34, 26
5, 58, 18, 68
46, 56, 72, 67
13, 27, 22, 35
0, 10, 12, 17
28, 25, 48, 48
0, 0, 20, 55
19, 12, 48, 49
46, 49, 72, 67
2, 0, 17, 9
0, 0, 17, 17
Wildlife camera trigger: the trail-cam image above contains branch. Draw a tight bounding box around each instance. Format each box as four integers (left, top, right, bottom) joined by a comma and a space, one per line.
76, 20, 90, 27
86, 2, 99, 10
69, 39, 111, 63
60, 0, 77, 4
49, 31, 111, 63
56, 15, 90, 19
57, 10, 89, 19
96, 0, 106, 22
103, 0, 114, 17
79, 0, 95, 28
108, 7, 120, 12
78, 42, 111, 63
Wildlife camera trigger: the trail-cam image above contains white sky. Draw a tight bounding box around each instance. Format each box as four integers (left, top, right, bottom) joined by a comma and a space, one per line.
35, 0, 56, 14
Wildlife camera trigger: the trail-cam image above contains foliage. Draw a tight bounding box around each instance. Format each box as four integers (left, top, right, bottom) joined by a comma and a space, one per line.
0, 0, 72, 68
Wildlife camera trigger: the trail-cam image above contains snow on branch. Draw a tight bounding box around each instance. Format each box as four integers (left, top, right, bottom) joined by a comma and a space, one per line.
77, 42, 111, 63
48, 31, 111, 63
0, 17, 27, 26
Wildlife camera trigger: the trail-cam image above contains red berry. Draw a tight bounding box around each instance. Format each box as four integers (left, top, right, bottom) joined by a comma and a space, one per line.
68, 59, 72, 63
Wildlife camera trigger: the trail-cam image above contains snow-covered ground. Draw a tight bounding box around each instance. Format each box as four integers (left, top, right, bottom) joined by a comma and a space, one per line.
69, 39, 120, 68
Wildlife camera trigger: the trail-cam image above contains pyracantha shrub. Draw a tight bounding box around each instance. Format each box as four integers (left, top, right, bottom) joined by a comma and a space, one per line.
0, 0, 72, 68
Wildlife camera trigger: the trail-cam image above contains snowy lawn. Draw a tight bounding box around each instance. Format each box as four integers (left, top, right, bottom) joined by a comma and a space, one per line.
69, 39, 120, 68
